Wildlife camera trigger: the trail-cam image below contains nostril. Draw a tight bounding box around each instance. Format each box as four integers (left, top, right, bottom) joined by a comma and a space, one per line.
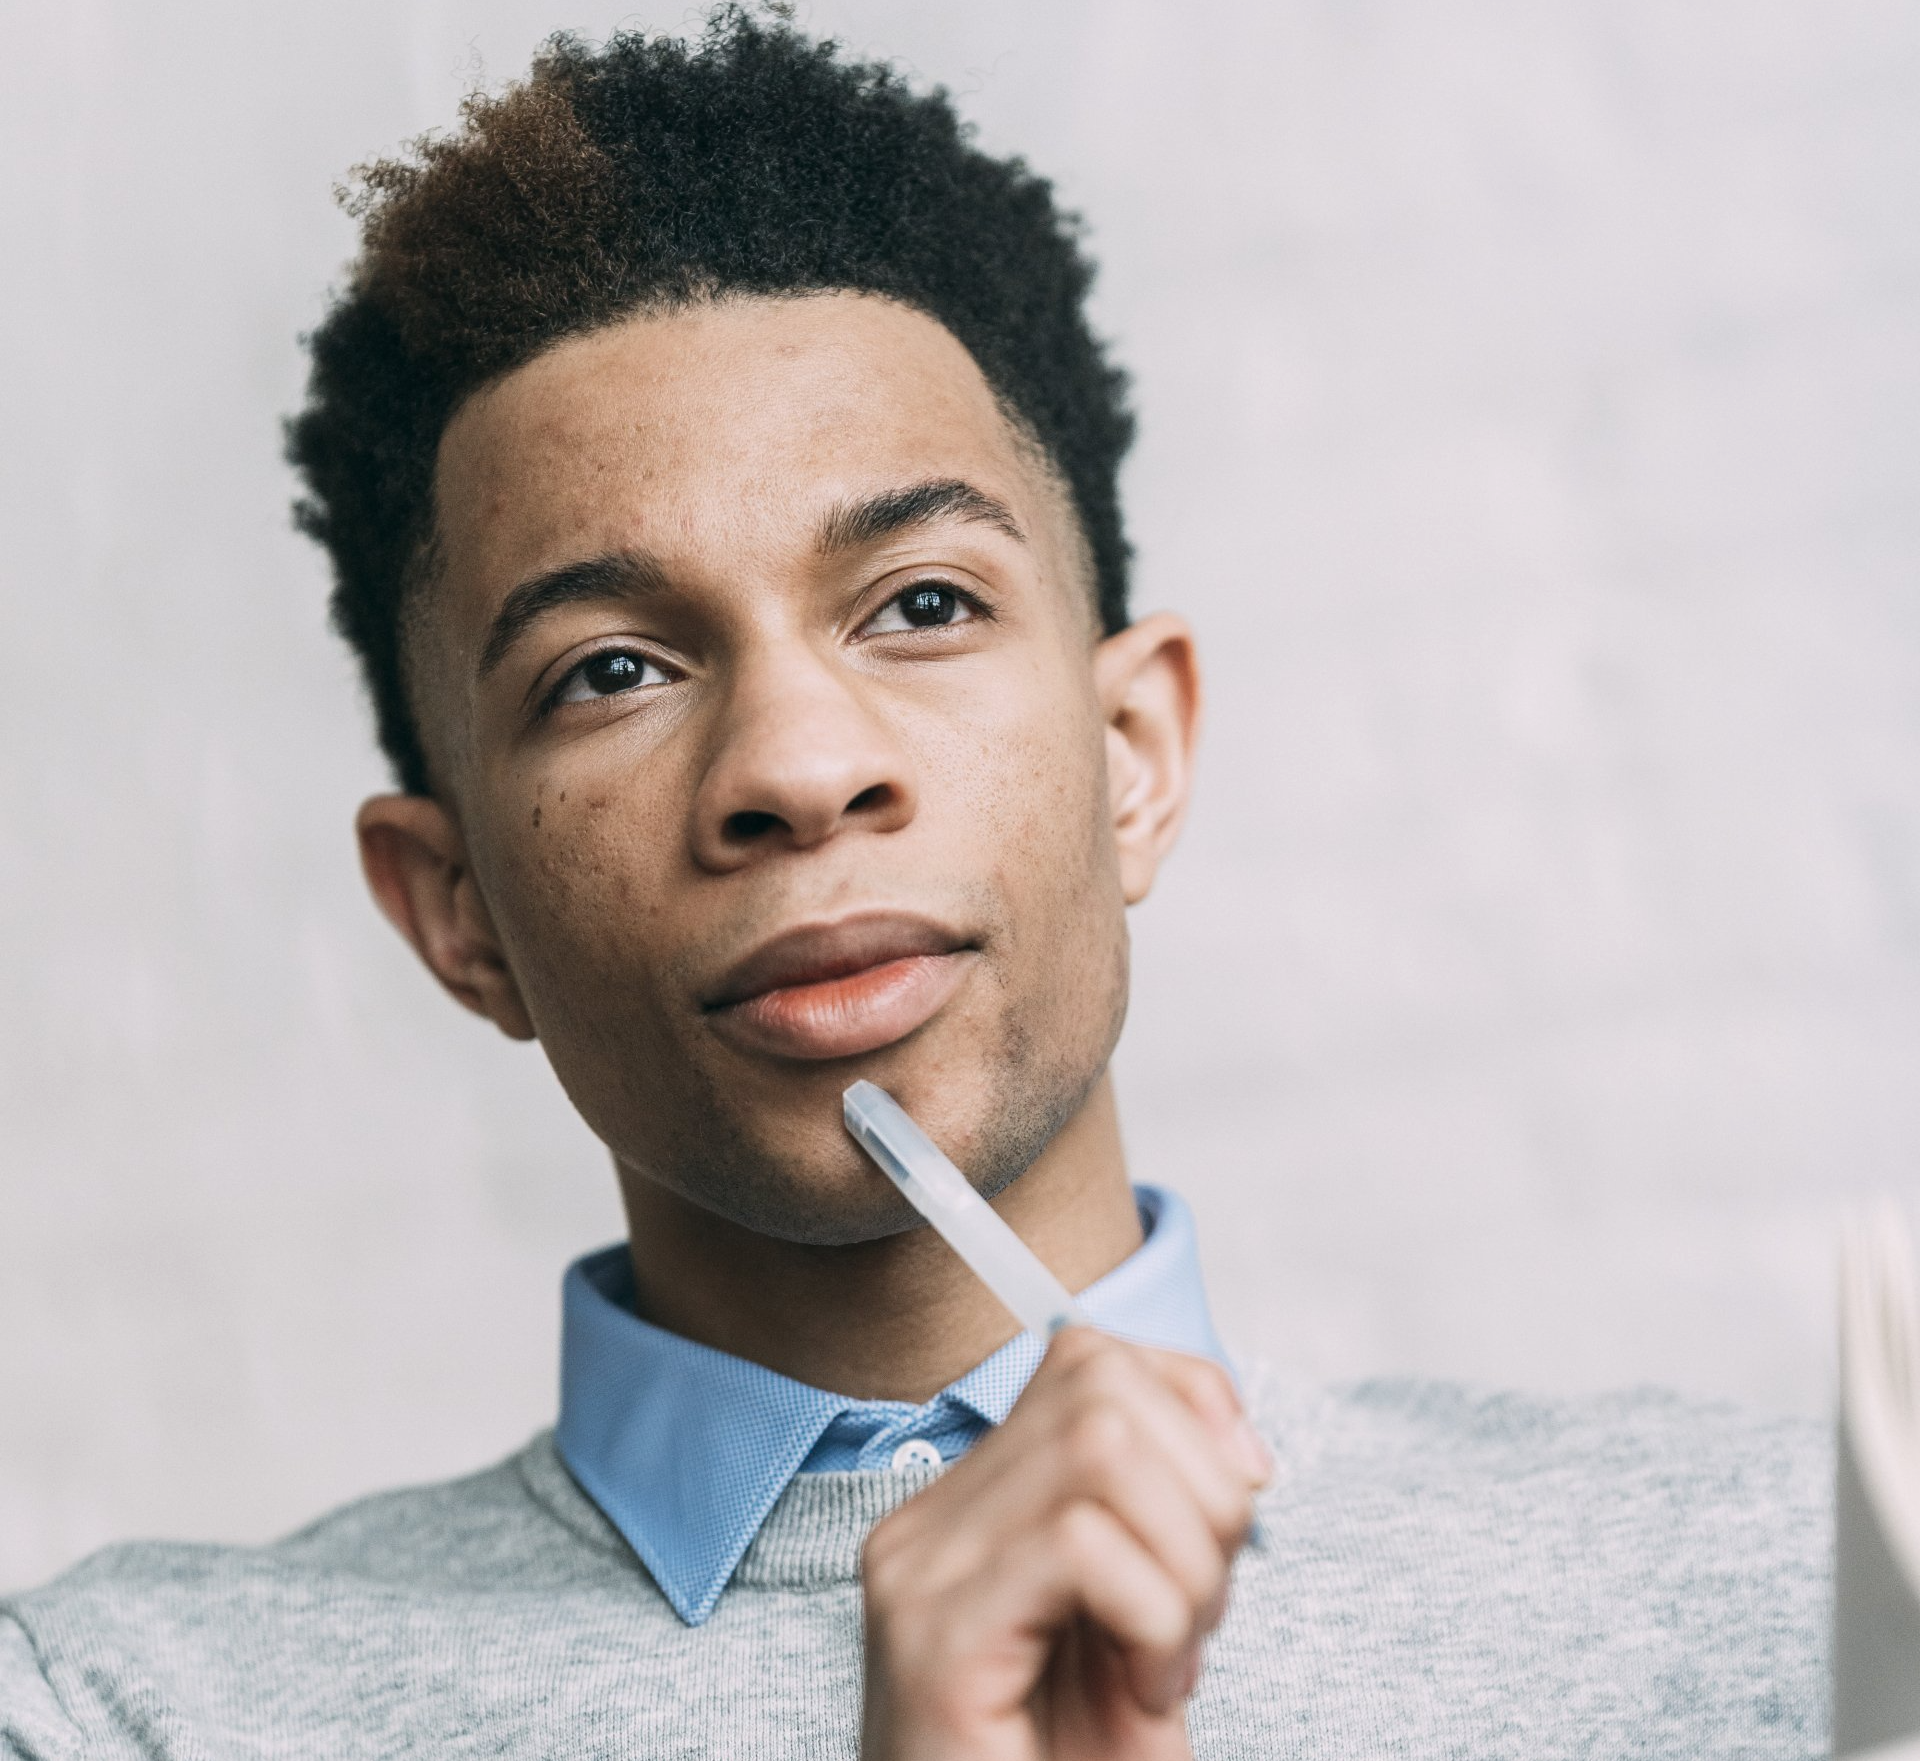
724, 809, 783, 842
847, 784, 889, 814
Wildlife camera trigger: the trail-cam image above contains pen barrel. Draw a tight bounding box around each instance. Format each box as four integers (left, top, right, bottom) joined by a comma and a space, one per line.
844, 1080, 1085, 1340
927, 1201, 1082, 1340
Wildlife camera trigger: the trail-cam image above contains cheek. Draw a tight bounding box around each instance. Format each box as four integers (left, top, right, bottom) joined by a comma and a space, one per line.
473, 771, 685, 1007
976, 729, 1130, 1081
953, 681, 1122, 949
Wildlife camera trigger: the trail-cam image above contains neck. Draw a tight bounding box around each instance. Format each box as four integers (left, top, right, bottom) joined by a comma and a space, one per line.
613, 1073, 1141, 1401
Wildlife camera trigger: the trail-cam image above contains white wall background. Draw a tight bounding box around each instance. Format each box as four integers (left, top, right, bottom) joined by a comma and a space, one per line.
3, 0, 1916, 1590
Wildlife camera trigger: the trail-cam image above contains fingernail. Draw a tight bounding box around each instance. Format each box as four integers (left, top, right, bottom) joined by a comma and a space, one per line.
1234, 1417, 1273, 1484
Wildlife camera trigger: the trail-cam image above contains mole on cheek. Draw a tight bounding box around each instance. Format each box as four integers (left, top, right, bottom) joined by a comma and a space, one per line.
532, 805, 542, 829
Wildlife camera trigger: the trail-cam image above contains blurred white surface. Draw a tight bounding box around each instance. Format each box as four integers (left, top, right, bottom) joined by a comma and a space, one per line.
2, 0, 1917, 1589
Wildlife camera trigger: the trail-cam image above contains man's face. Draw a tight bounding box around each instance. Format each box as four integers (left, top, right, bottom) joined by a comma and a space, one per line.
392, 293, 1179, 1244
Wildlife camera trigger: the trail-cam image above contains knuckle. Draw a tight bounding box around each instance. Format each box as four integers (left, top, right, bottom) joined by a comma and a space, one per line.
1188, 1359, 1239, 1411
1063, 1404, 1133, 1478
1048, 1323, 1106, 1365
1044, 1327, 1110, 1387
1198, 1482, 1259, 1551
1069, 1342, 1137, 1406
1158, 1351, 1236, 1418
1055, 1498, 1113, 1565
1209, 1480, 1256, 1537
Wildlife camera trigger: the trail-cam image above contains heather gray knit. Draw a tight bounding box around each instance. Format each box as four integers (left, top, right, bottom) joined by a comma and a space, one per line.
1, 1367, 1831, 1758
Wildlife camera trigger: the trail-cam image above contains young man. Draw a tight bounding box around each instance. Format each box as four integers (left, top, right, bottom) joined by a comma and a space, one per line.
2, 17, 1828, 1758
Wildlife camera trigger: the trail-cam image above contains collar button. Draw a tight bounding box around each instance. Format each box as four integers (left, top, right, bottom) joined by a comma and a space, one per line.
888, 1439, 943, 1471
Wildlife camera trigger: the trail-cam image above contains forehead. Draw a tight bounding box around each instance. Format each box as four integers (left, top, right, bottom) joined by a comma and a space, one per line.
428, 292, 1069, 622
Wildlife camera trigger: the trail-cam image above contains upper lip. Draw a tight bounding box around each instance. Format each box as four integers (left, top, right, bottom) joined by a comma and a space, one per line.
703, 912, 971, 1011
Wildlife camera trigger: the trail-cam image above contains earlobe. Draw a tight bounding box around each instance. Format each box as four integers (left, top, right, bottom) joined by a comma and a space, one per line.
1093, 613, 1203, 906
355, 795, 538, 1041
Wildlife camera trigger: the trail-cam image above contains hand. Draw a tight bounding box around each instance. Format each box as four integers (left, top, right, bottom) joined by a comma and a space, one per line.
859, 1327, 1271, 1761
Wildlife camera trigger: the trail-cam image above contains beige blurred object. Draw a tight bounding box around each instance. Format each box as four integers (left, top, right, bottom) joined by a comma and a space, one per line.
1835, 1205, 1920, 1757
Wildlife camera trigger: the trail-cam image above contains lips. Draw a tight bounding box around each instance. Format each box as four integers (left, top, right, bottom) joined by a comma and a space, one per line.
703, 913, 976, 1061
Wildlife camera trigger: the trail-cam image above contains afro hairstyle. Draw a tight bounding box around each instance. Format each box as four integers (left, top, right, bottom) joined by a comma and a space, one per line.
286, 8, 1137, 796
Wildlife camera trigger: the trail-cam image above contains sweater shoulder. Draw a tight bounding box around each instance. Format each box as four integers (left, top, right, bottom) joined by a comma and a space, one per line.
0, 1436, 658, 1758
1311, 1373, 1826, 1511
3, 1432, 616, 1634
1245, 1358, 1822, 1476
1241, 1365, 1830, 1620
271, 1429, 627, 1581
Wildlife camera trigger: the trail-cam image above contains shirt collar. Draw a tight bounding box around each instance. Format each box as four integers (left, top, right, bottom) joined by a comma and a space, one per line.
555, 1185, 1223, 1625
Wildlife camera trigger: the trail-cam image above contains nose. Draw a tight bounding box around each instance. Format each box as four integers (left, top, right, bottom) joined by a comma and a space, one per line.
689, 646, 917, 871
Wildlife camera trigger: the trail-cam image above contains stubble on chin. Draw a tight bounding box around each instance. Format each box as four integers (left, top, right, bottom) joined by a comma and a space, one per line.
613, 922, 1130, 1248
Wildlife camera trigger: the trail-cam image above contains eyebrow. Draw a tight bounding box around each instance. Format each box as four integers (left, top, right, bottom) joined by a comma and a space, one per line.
477, 549, 671, 680
475, 479, 1024, 681
816, 478, 1027, 555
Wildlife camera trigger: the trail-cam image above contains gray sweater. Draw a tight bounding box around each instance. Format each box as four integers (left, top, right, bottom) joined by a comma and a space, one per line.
0, 1367, 1831, 1758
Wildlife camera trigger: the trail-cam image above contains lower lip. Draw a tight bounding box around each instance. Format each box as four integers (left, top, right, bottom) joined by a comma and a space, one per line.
711, 952, 973, 1061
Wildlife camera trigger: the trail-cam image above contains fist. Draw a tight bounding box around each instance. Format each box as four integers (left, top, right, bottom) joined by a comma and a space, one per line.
859, 1328, 1271, 1761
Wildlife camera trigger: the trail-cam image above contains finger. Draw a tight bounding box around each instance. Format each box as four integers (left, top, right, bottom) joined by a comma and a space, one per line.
1054, 1501, 1206, 1717
1049, 1396, 1240, 1623
1138, 1346, 1273, 1486
1044, 1329, 1268, 1493
1056, 1341, 1258, 1549
946, 1335, 1248, 1559
873, 1333, 1256, 1601
964, 1497, 1199, 1719
1049, 1618, 1206, 1756
880, 1328, 1128, 1525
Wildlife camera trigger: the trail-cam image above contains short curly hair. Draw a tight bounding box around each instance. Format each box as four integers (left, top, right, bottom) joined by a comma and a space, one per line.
287, 10, 1136, 796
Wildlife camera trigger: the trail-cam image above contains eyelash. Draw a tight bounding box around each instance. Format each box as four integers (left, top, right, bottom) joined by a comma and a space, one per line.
858, 577, 992, 638
537, 647, 676, 718
535, 579, 992, 718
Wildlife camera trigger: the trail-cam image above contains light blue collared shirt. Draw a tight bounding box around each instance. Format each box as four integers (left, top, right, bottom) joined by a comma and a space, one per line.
555, 1185, 1225, 1625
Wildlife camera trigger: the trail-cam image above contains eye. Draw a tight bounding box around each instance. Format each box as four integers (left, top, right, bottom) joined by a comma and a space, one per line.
863, 582, 980, 636
548, 647, 672, 710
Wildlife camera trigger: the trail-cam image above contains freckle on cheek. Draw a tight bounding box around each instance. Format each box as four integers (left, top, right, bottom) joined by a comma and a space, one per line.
531, 805, 542, 829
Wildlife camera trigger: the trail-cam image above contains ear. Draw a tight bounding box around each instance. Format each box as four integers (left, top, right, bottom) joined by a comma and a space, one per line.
1092, 611, 1203, 906
355, 795, 537, 1041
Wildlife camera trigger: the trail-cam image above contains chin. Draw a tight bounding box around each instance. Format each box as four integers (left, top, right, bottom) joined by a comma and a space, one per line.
655, 1145, 929, 1247
643, 1055, 1089, 1247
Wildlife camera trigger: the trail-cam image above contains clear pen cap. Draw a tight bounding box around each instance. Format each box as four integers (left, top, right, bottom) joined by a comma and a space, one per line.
844, 1079, 1085, 1340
